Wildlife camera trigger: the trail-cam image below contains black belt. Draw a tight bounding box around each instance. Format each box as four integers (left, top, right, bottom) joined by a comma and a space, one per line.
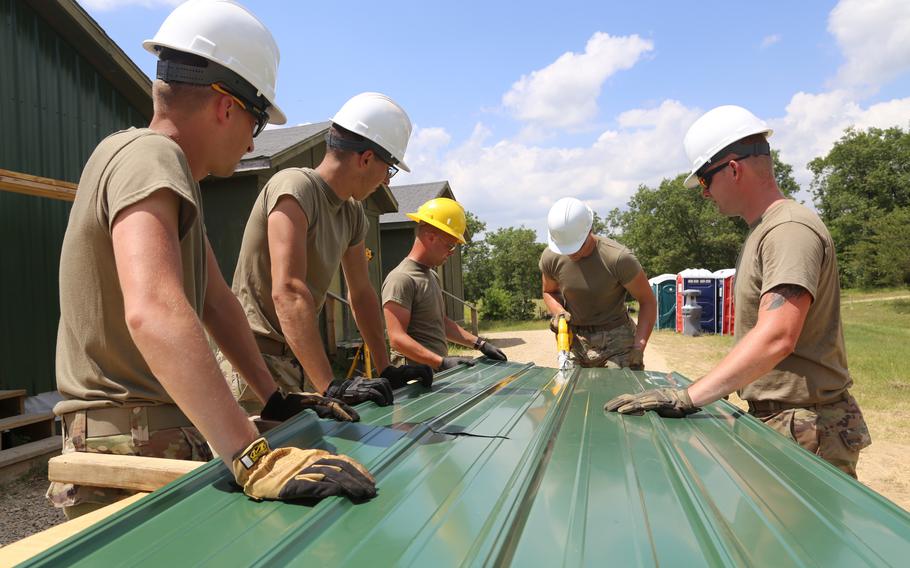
747, 391, 849, 413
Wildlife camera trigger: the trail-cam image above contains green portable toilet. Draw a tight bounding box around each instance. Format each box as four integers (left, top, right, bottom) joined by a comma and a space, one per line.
649, 273, 677, 330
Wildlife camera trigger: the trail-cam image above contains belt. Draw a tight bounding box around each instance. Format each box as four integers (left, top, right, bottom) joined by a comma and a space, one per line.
62, 405, 192, 438
256, 335, 291, 357
571, 314, 632, 333
747, 391, 849, 413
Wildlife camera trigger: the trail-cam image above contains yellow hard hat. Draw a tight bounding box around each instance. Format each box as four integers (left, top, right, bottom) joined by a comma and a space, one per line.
407, 197, 467, 244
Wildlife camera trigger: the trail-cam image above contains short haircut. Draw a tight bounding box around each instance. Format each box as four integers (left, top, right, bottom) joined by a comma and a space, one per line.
152, 49, 216, 112
325, 124, 368, 160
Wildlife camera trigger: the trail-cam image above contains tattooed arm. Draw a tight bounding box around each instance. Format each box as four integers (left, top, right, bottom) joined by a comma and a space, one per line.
686, 284, 812, 407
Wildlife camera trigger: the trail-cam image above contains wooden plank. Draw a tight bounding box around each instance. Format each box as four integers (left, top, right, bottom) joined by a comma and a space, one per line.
47, 452, 205, 492
0, 492, 147, 566
0, 168, 77, 201
0, 412, 55, 431
0, 437, 61, 485
0, 389, 27, 401
0, 390, 26, 418
0, 413, 56, 450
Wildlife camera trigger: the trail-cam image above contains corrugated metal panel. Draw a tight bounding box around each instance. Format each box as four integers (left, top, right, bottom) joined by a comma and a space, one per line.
22, 363, 910, 566
0, 0, 148, 395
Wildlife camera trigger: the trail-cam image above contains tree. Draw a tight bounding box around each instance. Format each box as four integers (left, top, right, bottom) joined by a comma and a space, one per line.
772, 149, 800, 199
481, 226, 547, 320
809, 125, 910, 286
845, 207, 910, 287
462, 211, 491, 303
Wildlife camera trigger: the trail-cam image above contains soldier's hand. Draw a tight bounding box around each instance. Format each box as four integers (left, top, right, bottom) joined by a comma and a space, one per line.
380, 364, 434, 389
232, 438, 376, 502
260, 390, 359, 422
549, 312, 572, 333
477, 339, 507, 361
604, 388, 700, 418
627, 347, 645, 371
439, 356, 476, 371
325, 376, 394, 407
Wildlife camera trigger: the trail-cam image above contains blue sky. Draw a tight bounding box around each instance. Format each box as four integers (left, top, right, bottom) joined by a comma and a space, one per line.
79, 0, 910, 239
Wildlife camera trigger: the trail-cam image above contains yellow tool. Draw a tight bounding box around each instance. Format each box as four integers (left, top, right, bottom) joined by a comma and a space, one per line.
556, 315, 573, 371
345, 342, 374, 379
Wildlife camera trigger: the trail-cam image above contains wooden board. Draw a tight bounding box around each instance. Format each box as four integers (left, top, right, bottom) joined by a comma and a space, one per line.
0, 493, 147, 566
0, 437, 60, 484
0, 390, 26, 418
0, 168, 77, 201
47, 452, 205, 492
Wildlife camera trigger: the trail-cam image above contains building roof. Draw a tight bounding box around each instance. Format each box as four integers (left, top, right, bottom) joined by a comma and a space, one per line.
26, 0, 152, 121
380, 181, 453, 224
237, 122, 331, 172
23, 362, 910, 566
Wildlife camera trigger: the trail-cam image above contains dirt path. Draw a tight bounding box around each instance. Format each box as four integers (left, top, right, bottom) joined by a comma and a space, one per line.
842, 294, 910, 305
485, 329, 909, 511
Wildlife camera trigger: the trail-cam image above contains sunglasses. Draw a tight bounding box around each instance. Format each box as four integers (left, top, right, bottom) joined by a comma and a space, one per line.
211, 83, 268, 138
697, 155, 749, 190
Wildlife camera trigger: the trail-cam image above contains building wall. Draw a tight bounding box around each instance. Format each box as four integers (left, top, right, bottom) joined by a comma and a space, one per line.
0, 0, 148, 395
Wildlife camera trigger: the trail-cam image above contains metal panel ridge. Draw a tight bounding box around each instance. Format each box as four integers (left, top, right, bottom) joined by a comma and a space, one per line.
21, 363, 910, 567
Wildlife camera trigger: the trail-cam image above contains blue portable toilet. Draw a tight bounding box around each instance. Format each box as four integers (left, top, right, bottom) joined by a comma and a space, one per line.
648, 274, 677, 330
713, 269, 736, 335
675, 269, 718, 334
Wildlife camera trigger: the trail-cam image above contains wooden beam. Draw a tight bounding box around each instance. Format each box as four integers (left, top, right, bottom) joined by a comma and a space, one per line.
0, 168, 77, 201
48, 452, 205, 493
0, 492, 147, 566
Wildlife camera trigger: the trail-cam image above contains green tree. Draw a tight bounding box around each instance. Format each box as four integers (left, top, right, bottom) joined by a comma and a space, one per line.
844, 207, 910, 287
462, 211, 491, 303
481, 226, 547, 320
772, 149, 800, 199
809, 125, 910, 286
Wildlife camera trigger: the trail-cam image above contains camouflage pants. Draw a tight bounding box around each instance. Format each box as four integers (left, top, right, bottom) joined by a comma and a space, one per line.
46, 407, 212, 519
751, 393, 872, 478
217, 348, 315, 415
570, 318, 642, 369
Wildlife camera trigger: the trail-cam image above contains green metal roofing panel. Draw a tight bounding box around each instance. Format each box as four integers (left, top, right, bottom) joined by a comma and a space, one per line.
21, 363, 910, 567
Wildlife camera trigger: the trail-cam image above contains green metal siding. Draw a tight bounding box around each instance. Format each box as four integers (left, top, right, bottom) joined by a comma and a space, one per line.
0, 0, 148, 395
200, 174, 264, 280
22, 364, 910, 566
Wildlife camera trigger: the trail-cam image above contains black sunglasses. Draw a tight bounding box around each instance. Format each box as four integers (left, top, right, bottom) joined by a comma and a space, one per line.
212, 83, 269, 138
697, 155, 749, 190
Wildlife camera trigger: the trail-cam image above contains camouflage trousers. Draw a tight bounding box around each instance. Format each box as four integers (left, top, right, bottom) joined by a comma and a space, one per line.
46, 407, 212, 519
217, 348, 315, 415
570, 318, 643, 370
750, 393, 872, 479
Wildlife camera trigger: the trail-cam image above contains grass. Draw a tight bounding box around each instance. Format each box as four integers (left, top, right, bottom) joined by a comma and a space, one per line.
650, 288, 910, 441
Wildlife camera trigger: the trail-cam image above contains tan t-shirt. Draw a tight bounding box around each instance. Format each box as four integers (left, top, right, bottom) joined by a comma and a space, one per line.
382, 258, 448, 358
233, 168, 368, 344
538, 236, 642, 327
735, 200, 851, 404
55, 128, 207, 415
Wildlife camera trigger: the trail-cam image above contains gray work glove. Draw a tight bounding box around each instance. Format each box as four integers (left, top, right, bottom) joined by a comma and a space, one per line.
604, 388, 700, 418
549, 312, 572, 333
627, 347, 644, 371
476, 339, 507, 361
438, 356, 477, 371
324, 376, 394, 407
260, 390, 360, 422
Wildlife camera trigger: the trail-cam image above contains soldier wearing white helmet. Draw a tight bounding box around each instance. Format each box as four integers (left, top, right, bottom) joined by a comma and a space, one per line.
606, 105, 871, 478
539, 197, 657, 370
224, 92, 432, 414
49, 0, 375, 518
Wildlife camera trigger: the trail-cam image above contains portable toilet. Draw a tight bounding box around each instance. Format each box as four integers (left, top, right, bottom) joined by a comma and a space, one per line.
675, 269, 718, 334
713, 268, 736, 335
649, 274, 677, 330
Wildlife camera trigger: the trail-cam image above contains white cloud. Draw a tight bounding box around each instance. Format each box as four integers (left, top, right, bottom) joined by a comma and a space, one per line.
401, 100, 699, 239
760, 34, 781, 49
78, 0, 181, 10
501, 32, 653, 130
829, 0, 910, 88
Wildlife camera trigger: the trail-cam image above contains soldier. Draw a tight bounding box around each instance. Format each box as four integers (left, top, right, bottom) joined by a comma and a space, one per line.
605, 105, 872, 478
48, 0, 374, 518
223, 92, 432, 411
540, 198, 657, 370
382, 198, 507, 371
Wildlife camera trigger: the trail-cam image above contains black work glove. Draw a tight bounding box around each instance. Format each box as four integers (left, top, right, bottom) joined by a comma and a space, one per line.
438, 356, 476, 371
260, 390, 360, 422
232, 437, 376, 502
380, 364, 434, 389
476, 339, 507, 361
604, 388, 700, 418
324, 376, 394, 407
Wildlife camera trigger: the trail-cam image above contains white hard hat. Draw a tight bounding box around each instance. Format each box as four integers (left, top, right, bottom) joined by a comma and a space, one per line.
331, 92, 412, 172
142, 0, 286, 125
547, 197, 594, 255
683, 105, 772, 188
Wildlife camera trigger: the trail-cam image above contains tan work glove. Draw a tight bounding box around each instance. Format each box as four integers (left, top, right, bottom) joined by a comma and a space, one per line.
604, 388, 700, 418
232, 438, 376, 502
549, 311, 571, 333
